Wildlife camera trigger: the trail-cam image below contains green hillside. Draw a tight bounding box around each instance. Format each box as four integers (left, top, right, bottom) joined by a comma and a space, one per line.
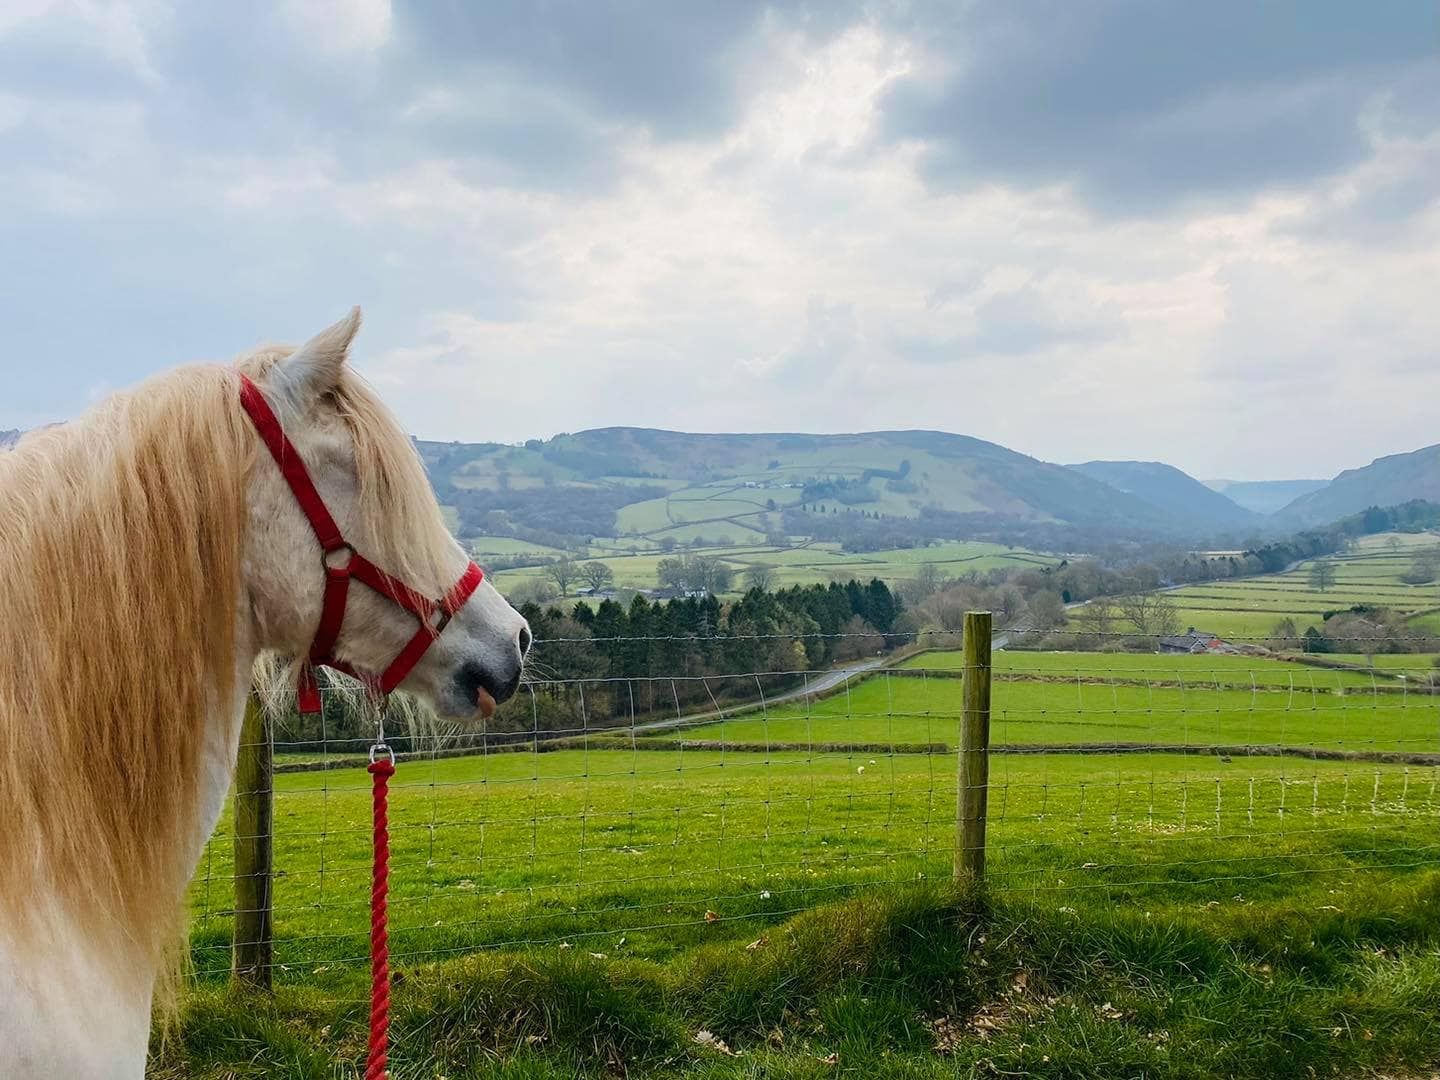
1068, 459, 1257, 528
417, 428, 1213, 551
1275, 443, 1440, 526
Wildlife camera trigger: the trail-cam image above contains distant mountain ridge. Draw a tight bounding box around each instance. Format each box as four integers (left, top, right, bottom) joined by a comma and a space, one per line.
1066, 460, 1257, 528
0, 429, 20, 450
1206, 478, 1328, 515
1274, 443, 1440, 526
416, 427, 1261, 548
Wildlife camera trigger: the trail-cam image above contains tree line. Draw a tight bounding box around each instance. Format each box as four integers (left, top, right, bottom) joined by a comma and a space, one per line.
508, 578, 904, 736
268, 578, 907, 752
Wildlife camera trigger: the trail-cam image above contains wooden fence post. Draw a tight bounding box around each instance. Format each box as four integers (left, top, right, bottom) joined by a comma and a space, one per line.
956, 611, 993, 884
233, 690, 274, 989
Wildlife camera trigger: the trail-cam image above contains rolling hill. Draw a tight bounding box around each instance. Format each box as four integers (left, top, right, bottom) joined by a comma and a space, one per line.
417, 428, 1249, 549
1274, 443, 1440, 526
1066, 460, 1258, 529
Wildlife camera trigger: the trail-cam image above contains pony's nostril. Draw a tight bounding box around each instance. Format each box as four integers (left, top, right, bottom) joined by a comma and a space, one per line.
517, 623, 532, 657
455, 659, 520, 708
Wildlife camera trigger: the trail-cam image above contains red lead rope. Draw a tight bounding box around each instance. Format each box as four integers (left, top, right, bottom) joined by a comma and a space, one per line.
366, 755, 396, 1080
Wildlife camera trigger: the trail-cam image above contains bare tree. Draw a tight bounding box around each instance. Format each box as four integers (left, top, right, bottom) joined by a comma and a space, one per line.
580, 560, 615, 593
1027, 591, 1066, 632
1071, 597, 1117, 645
899, 562, 948, 606
920, 591, 971, 637
993, 585, 1026, 626
1308, 561, 1336, 593
744, 564, 776, 591
1118, 592, 1181, 639
658, 554, 733, 594
545, 558, 578, 596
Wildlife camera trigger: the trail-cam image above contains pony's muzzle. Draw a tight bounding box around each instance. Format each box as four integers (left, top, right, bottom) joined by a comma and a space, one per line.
455, 657, 522, 717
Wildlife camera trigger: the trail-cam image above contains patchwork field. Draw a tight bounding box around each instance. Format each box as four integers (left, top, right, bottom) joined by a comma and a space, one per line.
485, 538, 1056, 599
1160, 532, 1440, 642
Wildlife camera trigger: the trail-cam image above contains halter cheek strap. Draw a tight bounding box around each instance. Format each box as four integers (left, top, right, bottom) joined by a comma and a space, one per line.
238, 373, 484, 713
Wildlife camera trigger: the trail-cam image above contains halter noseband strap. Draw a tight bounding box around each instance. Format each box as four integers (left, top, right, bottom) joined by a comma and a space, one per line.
238, 373, 484, 714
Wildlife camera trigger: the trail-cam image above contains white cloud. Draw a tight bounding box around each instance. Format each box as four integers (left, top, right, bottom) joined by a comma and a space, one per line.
278, 0, 392, 55
1, 3, 1437, 483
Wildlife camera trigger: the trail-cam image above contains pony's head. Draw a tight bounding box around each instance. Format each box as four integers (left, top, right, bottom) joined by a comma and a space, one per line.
239, 309, 529, 721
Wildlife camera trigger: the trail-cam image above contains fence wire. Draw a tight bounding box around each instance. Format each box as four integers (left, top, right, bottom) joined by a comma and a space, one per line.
194, 631, 1440, 985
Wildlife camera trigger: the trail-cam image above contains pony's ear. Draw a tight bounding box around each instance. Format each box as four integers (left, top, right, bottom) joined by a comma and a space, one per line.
274, 307, 362, 408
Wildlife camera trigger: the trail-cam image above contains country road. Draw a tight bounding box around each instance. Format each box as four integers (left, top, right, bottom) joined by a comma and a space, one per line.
628, 649, 910, 734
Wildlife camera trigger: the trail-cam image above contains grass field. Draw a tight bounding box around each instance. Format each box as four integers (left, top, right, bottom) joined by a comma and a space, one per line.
468, 536, 572, 558
613, 482, 803, 540
175, 752, 1439, 1077
908, 648, 1403, 687
191, 748, 1439, 975
1327, 652, 1440, 675
662, 668, 1440, 754
166, 642, 1440, 1077
206, 651, 1440, 961
1161, 532, 1440, 642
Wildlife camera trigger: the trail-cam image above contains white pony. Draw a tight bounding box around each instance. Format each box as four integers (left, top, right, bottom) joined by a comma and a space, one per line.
0, 310, 530, 1079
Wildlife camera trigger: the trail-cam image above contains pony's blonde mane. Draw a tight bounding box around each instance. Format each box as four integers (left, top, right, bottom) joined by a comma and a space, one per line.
0, 344, 454, 974
0, 364, 249, 969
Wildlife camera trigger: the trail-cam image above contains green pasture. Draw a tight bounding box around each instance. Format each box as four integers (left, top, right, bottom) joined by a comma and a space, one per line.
609, 481, 800, 542
1326, 652, 1440, 674
660, 668, 1439, 751
190, 745, 1438, 981
171, 647, 1440, 1077
196, 654, 1440, 980
649, 520, 769, 545
1411, 610, 1440, 635
469, 536, 571, 558
1157, 608, 1310, 640
909, 648, 1404, 687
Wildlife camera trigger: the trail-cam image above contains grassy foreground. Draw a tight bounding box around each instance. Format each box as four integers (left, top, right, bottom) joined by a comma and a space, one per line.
156, 871, 1440, 1078
165, 649, 1440, 1077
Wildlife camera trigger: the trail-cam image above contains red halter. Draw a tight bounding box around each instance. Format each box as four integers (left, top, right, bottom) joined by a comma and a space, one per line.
239, 374, 484, 714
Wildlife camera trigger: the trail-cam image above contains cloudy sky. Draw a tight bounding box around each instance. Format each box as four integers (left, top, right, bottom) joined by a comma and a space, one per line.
1, 1, 1436, 481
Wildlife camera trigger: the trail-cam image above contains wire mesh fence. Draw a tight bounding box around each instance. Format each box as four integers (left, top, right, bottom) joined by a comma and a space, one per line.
193, 622, 1440, 986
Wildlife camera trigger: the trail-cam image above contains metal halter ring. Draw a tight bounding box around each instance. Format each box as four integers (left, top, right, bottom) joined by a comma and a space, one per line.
322, 542, 357, 573
369, 742, 394, 765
